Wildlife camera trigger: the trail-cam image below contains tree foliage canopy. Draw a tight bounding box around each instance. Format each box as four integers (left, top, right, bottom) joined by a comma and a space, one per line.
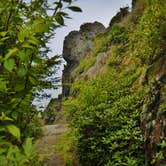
0, 0, 81, 165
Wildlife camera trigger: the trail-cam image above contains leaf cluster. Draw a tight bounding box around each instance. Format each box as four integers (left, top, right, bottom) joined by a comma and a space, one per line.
0, 0, 82, 164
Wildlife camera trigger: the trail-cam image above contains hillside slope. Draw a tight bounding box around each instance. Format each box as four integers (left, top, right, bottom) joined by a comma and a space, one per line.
53, 0, 166, 165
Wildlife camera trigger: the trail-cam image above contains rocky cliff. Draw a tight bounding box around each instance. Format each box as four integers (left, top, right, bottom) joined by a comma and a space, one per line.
62, 21, 105, 97
48, 0, 166, 165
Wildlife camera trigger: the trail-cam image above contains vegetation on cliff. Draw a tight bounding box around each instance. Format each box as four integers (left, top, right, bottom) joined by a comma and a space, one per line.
61, 0, 166, 165
0, 0, 82, 165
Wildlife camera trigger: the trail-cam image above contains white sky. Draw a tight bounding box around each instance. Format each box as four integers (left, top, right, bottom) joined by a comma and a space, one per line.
48, 0, 132, 55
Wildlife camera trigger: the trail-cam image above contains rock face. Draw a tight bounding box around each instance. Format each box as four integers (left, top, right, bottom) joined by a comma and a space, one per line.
62, 21, 105, 97
84, 51, 110, 78
142, 57, 166, 165
63, 22, 105, 64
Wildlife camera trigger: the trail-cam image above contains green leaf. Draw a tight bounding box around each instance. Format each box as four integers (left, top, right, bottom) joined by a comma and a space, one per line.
0, 36, 10, 42
68, 6, 82, 12
6, 125, 21, 141
28, 36, 39, 46
58, 12, 68, 17
0, 126, 5, 132
0, 147, 7, 155
17, 67, 27, 77
0, 80, 6, 92
18, 31, 25, 43
55, 13, 64, 25
29, 76, 37, 85
23, 138, 35, 158
11, 111, 18, 120
4, 48, 18, 60
15, 84, 25, 92
4, 58, 15, 72
0, 31, 7, 37
22, 43, 34, 49
17, 51, 30, 63
0, 112, 13, 121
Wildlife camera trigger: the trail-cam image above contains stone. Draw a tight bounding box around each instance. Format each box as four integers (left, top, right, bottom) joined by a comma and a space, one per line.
62, 21, 105, 97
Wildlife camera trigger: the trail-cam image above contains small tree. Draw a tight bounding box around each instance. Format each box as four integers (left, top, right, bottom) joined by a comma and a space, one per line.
0, 0, 81, 164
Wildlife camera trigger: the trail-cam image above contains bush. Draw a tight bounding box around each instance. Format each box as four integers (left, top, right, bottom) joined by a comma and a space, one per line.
108, 24, 129, 44
92, 24, 129, 57
0, 115, 44, 166
130, 0, 166, 63
93, 35, 110, 56
109, 7, 129, 27
64, 68, 147, 166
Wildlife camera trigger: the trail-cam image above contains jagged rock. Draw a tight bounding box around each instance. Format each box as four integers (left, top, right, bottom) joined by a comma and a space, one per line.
62, 21, 105, 97
63, 22, 105, 64
141, 55, 166, 165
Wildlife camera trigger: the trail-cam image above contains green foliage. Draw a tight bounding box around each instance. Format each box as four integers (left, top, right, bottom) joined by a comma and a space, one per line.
0, 113, 44, 165
68, 6, 82, 12
108, 24, 129, 44
62, 0, 166, 165
0, 138, 44, 166
93, 34, 109, 56
0, 0, 81, 164
130, 0, 145, 24
64, 67, 147, 166
108, 45, 126, 67
109, 7, 129, 27
93, 24, 129, 56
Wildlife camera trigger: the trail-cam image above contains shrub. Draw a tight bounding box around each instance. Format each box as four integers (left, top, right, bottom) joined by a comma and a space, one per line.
75, 57, 96, 74
64, 68, 147, 166
109, 7, 129, 27
108, 24, 129, 44
130, 0, 166, 63
93, 35, 110, 56
54, 129, 78, 166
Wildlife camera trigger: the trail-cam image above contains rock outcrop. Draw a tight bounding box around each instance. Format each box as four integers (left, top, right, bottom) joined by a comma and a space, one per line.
46, 0, 166, 164
62, 21, 105, 97
63, 21, 105, 64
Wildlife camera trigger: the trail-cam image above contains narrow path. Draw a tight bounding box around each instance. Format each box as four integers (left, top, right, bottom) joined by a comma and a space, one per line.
37, 124, 67, 166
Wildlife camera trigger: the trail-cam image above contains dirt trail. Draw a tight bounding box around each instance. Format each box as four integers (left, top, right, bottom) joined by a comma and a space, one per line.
37, 124, 67, 166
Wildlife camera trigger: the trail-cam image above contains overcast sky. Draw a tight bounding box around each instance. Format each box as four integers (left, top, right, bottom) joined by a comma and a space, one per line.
48, 0, 132, 56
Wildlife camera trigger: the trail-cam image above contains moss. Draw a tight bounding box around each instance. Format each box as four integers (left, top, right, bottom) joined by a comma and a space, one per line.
75, 57, 96, 75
